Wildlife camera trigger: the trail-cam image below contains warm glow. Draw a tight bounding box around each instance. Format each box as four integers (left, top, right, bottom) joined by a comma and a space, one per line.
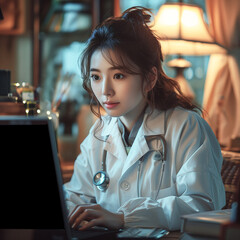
160, 39, 226, 55
158, 7, 179, 26
152, 3, 226, 55
181, 9, 199, 27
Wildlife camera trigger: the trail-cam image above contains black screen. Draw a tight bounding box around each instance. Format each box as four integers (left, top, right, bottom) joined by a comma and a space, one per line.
0, 122, 65, 229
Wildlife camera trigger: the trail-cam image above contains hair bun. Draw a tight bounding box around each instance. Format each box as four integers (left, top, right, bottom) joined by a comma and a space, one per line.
122, 7, 152, 26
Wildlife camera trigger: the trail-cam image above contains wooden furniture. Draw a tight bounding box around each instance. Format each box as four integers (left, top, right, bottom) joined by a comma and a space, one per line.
0, 102, 25, 115
221, 150, 240, 209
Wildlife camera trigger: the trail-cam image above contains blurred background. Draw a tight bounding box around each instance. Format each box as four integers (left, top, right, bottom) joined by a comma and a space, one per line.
0, 0, 239, 167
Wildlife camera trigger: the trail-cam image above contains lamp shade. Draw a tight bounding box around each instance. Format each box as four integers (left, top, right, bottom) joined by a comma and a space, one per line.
152, 3, 226, 55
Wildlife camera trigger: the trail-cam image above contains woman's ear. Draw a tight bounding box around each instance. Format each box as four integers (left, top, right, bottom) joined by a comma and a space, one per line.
144, 67, 158, 93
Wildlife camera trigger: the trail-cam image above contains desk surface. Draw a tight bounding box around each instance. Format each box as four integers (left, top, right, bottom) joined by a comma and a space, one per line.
162, 231, 181, 239
0, 229, 182, 240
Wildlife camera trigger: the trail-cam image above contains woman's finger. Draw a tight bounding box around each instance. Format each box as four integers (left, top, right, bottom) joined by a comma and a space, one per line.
68, 205, 79, 219
72, 208, 100, 230
79, 218, 103, 231
69, 204, 102, 225
69, 205, 86, 226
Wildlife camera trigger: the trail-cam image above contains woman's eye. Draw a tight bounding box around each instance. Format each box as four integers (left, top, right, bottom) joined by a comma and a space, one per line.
90, 74, 100, 81
114, 73, 124, 79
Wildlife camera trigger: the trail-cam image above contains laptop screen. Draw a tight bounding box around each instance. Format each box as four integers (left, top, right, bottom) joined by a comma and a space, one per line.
0, 117, 65, 229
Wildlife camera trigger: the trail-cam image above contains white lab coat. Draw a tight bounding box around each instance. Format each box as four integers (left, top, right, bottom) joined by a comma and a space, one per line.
64, 107, 225, 230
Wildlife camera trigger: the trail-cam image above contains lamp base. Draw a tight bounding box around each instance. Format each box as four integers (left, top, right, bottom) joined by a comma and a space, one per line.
167, 58, 195, 101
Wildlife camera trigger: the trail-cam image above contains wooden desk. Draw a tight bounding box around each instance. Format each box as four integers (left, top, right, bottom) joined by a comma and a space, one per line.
162, 231, 182, 239
0, 229, 182, 239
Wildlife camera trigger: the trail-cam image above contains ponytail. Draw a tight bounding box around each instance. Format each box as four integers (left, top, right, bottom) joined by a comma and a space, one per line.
81, 6, 201, 119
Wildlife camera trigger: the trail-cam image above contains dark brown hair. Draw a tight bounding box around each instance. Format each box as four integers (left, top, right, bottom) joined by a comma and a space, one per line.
80, 6, 201, 118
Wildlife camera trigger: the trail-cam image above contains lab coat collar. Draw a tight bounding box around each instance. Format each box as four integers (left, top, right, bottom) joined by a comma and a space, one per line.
121, 109, 166, 173
141, 107, 166, 136
101, 116, 128, 161
101, 107, 166, 137
99, 108, 166, 169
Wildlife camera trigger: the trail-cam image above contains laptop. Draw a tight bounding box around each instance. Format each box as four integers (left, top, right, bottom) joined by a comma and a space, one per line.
0, 116, 116, 240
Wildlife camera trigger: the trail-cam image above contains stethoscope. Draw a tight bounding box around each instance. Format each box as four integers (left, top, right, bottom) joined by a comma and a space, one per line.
93, 135, 167, 200
92, 149, 110, 192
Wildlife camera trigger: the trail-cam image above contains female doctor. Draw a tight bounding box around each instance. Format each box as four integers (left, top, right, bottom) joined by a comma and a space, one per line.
64, 7, 225, 231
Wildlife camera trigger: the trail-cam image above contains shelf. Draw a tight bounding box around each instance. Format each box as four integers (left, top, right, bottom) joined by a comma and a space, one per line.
39, 29, 92, 38
0, 102, 25, 115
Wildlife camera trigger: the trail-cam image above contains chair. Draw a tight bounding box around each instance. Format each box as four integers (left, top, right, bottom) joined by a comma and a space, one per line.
221, 151, 240, 209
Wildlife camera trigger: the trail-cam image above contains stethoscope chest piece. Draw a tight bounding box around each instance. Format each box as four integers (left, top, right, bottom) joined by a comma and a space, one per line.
93, 170, 109, 192
153, 151, 163, 161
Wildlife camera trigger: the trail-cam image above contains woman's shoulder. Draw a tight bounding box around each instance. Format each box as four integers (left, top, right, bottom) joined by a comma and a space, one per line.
169, 107, 202, 122
151, 106, 201, 121
150, 107, 207, 130
164, 107, 213, 135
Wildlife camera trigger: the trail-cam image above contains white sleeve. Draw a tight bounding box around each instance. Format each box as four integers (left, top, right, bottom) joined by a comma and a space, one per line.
63, 137, 96, 214
117, 112, 226, 230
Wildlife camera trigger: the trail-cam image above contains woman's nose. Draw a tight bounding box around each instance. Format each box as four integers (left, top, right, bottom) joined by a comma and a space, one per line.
102, 78, 114, 96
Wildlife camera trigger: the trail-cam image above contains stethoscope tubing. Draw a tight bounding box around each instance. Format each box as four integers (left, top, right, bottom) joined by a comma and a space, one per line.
93, 135, 167, 198
137, 159, 165, 200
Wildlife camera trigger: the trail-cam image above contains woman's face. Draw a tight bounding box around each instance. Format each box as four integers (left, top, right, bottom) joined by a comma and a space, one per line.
90, 49, 147, 130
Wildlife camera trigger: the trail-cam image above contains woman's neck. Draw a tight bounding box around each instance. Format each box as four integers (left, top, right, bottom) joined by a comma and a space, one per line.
120, 103, 147, 132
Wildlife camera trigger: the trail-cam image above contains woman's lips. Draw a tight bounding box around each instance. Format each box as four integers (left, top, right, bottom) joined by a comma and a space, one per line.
104, 102, 120, 109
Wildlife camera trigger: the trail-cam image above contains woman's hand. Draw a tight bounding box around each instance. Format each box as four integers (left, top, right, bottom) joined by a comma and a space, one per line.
68, 204, 124, 231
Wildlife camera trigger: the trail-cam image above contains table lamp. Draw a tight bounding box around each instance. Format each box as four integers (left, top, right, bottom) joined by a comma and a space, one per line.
152, 1, 226, 100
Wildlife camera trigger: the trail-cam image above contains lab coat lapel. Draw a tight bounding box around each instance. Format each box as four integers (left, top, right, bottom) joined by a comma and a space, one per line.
121, 131, 149, 174
121, 109, 166, 174
100, 117, 128, 161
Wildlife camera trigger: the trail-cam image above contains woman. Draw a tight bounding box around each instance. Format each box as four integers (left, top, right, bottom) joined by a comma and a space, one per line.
64, 7, 225, 231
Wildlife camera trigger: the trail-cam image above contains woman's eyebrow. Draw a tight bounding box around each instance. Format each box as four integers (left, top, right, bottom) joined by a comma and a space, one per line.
90, 67, 125, 72
90, 68, 100, 72
109, 66, 124, 71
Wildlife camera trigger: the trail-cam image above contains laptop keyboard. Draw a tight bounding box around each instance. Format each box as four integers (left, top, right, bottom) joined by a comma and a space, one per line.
71, 228, 117, 240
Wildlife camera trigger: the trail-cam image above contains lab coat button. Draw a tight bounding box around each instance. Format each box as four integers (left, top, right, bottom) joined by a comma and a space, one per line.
120, 181, 130, 191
